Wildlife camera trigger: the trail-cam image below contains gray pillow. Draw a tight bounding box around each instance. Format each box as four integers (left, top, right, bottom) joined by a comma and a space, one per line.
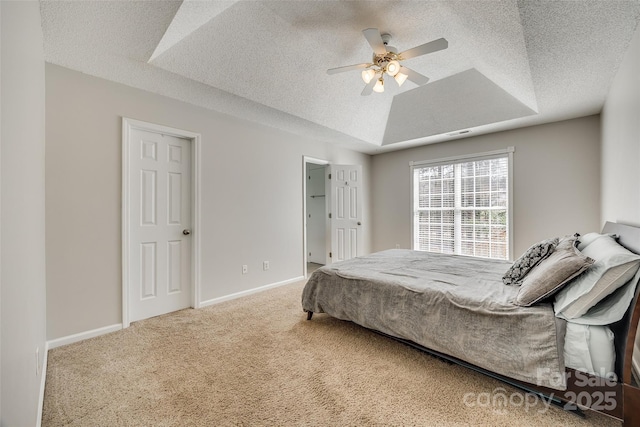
514, 235, 594, 307
502, 237, 559, 285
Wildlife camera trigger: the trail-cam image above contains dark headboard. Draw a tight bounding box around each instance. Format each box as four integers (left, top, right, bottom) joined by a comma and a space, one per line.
602, 222, 640, 383
603, 221, 640, 254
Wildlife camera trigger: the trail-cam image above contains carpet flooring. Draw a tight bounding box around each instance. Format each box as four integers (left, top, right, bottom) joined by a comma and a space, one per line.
43, 280, 621, 426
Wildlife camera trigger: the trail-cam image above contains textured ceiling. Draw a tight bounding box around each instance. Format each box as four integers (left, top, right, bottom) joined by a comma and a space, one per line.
40, 0, 640, 154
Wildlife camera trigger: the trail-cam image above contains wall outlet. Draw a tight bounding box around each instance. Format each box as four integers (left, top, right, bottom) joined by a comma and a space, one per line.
396, 244, 400, 249
35, 347, 40, 376
263, 261, 270, 271
242, 265, 248, 274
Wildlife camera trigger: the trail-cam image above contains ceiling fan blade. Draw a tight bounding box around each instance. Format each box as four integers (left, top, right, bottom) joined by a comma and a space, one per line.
362, 28, 387, 55
327, 63, 371, 75
400, 66, 430, 86
399, 38, 448, 60
361, 76, 377, 96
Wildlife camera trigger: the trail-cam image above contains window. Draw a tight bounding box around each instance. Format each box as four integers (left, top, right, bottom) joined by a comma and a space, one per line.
411, 149, 513, 260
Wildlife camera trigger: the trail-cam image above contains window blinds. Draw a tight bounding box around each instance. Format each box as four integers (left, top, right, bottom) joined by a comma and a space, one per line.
413, 156, 509, 260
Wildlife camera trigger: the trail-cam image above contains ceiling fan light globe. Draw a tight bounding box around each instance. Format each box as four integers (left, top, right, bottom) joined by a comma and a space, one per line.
386, 60, 401, 76
361, 69, 376, 84
373, 78, 384, 93
394, 72, 408, 87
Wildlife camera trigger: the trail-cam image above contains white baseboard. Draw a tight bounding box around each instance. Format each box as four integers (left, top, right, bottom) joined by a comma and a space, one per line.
46, 277, 304, 348
199, 276, 305, 308
38, 278, 303, 422
47, 323, 123, 350
36, 341, 49, 427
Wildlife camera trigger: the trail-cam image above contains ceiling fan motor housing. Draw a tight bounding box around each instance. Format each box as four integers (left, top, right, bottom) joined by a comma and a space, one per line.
373, 33, 399, 66
326, 28, 445, 95
373, 51, 399, 70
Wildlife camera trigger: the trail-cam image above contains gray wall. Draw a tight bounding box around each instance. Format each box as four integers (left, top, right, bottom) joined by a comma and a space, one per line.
1, 2, 48, 425
45, 64, 371, 340
601, 26, 640, 227
600, 24, 640, 380
371, 116, 602, 258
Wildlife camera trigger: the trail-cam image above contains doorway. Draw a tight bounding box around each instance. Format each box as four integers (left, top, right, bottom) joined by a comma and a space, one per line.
303, 158, 365, 277
122, 118, 201, 327
303, 157, 329, 277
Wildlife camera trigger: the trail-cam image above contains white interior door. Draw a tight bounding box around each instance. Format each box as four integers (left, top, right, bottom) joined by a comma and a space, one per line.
128, 128, 191, 322
329, 164, 363, 262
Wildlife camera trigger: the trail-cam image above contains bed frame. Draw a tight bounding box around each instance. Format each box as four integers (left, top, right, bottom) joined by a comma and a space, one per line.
306, 221, 640, 425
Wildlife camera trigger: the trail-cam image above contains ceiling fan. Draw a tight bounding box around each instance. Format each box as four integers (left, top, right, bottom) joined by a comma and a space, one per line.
327, 28, 448, 96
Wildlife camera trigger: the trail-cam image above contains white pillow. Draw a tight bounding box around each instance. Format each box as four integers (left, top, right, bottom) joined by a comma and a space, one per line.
564, 322, 615, 378
562, 270, 640, 325
554, 235, 640, 319
577, 232, 618, 251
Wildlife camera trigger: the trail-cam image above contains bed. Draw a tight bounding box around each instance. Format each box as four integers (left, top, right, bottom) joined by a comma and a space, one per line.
302, 222, 640, 424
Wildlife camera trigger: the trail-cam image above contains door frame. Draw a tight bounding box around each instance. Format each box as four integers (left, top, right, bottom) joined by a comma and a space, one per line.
302, 156, 330, 278
122, 117, 202, 328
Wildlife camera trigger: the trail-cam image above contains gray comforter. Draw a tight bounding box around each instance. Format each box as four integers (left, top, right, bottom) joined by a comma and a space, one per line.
302, 249, 567, 390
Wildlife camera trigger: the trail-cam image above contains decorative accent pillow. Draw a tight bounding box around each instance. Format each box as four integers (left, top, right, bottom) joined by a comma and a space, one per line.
554, 235, 640, 319
514, 235, 594, 307
502, 237, 559, 285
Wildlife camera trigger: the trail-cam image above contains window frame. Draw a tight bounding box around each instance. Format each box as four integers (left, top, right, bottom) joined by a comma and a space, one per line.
409, 147, 515, 261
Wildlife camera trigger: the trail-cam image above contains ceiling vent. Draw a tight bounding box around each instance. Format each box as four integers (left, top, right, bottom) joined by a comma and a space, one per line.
447, 129, 471, 137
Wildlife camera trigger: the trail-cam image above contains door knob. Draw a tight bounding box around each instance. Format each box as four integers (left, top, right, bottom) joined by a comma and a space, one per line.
183, 229, 191, 235
357, 222, 362, 226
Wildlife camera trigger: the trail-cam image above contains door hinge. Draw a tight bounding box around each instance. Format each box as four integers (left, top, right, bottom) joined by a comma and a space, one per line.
329, 213, 332, 219
329, 252, 332, 258
328, 173, 331, 179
